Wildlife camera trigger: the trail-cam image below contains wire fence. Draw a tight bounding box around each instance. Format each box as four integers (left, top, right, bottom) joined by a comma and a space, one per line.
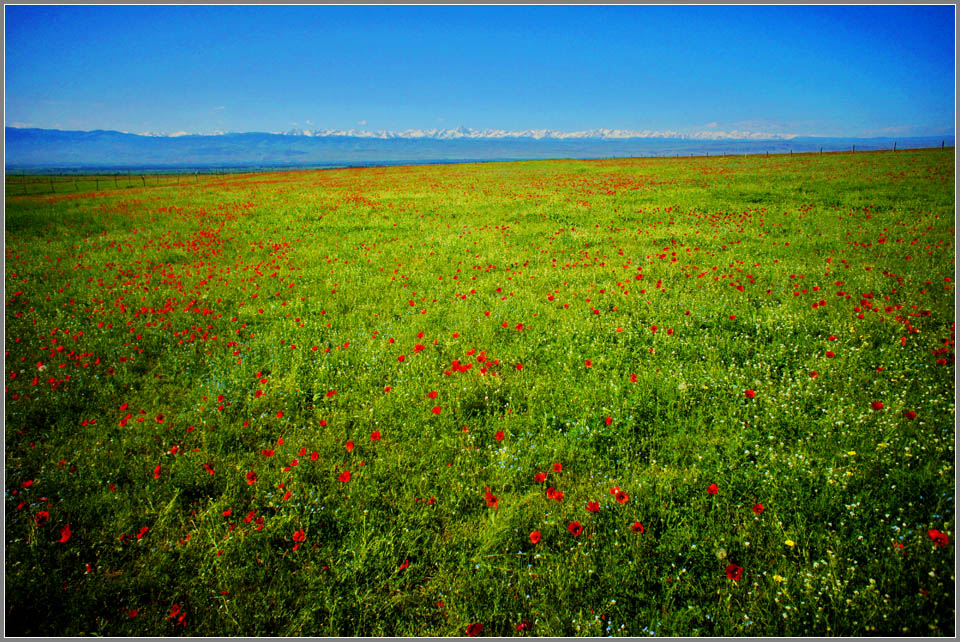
2, 170, 258, 196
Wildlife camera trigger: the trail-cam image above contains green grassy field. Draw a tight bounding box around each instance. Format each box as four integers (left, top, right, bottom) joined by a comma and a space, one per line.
4, 149, 955, 636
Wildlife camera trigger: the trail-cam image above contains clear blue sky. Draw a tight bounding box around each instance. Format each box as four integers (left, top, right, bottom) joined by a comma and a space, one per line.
5, 5, 955, 137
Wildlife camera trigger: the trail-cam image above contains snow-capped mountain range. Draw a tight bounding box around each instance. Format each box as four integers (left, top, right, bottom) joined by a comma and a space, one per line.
269, 126, 799, 141
127, 125, 800, 140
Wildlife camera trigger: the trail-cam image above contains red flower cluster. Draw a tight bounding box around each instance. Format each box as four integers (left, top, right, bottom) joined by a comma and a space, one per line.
928, 529, 950, 547
725, 563, 743, 581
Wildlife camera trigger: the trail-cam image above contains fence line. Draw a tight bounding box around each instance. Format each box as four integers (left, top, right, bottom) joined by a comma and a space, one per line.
3, 169, 248, 196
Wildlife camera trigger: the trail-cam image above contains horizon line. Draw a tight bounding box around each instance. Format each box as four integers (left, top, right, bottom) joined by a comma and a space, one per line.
6, 124, 957, 141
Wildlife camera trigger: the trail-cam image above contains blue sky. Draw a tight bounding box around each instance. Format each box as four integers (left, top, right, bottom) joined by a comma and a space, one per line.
4, 5, 955, 137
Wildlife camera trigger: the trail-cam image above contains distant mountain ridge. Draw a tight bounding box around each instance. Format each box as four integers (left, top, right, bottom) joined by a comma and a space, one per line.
270, 126, 801, 140
5, 126, 954, 170
108, 125, 803, 140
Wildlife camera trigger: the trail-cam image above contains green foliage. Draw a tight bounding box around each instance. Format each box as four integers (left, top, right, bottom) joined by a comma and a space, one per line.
5, 149, 955, 635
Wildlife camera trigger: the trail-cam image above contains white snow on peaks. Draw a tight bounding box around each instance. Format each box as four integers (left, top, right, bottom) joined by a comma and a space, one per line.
274, 126, 800, 140
129, 126, 801, 140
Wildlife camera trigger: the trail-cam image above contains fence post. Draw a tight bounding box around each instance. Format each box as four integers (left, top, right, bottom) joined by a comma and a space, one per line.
893, 141, 897, 152
819, 146, 822, 155
942, 140, 945, 149
852, 145, 855, 153
141, 175, 145, 187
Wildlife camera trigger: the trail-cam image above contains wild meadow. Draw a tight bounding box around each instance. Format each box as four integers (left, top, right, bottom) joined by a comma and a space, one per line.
4, 149, 955, 636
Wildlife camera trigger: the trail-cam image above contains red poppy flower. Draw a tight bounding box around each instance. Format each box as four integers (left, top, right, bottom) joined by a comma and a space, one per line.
631, 521, 644, 533
744, 389, 756, 399
825, 351, 835, 358
276, 410, 284, 419
553, 462, 562, 473
516, 619, 531, 631
605, 416, 613, 426
398, 559, 410, 571
584, 360, 593, 368
568, 521, 583, 537
153, 464, 162, 479
466, 622, 483, 637
515, 363, 523, 370
292, 529, 306, 542
35, 511, 49, 526
707, 483, 719, 495
615, 490, 629, 504
585, 500, 600, 513
725, 563, 743, 581
928, 529, 949, 547
431, 406, 442, 415
903, 410, 917, 420
370, 430, 381, 441
326, 390, 337, 397
529, 530, 541, 544
534, 472, 546, 483
397, 354, 406, 362
484, 489, 498, 509
494, 431, 505, 441
155, 414, 165, 423
338, 470, 351, 482
58, 523, 72, 543
427, 391, 438, 399
345, 441, 354, 453
871, 401, 884, 410
752, 503, 764, 514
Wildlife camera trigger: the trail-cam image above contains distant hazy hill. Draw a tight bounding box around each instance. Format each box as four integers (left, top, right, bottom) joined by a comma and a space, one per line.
4, 127, 953, 170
